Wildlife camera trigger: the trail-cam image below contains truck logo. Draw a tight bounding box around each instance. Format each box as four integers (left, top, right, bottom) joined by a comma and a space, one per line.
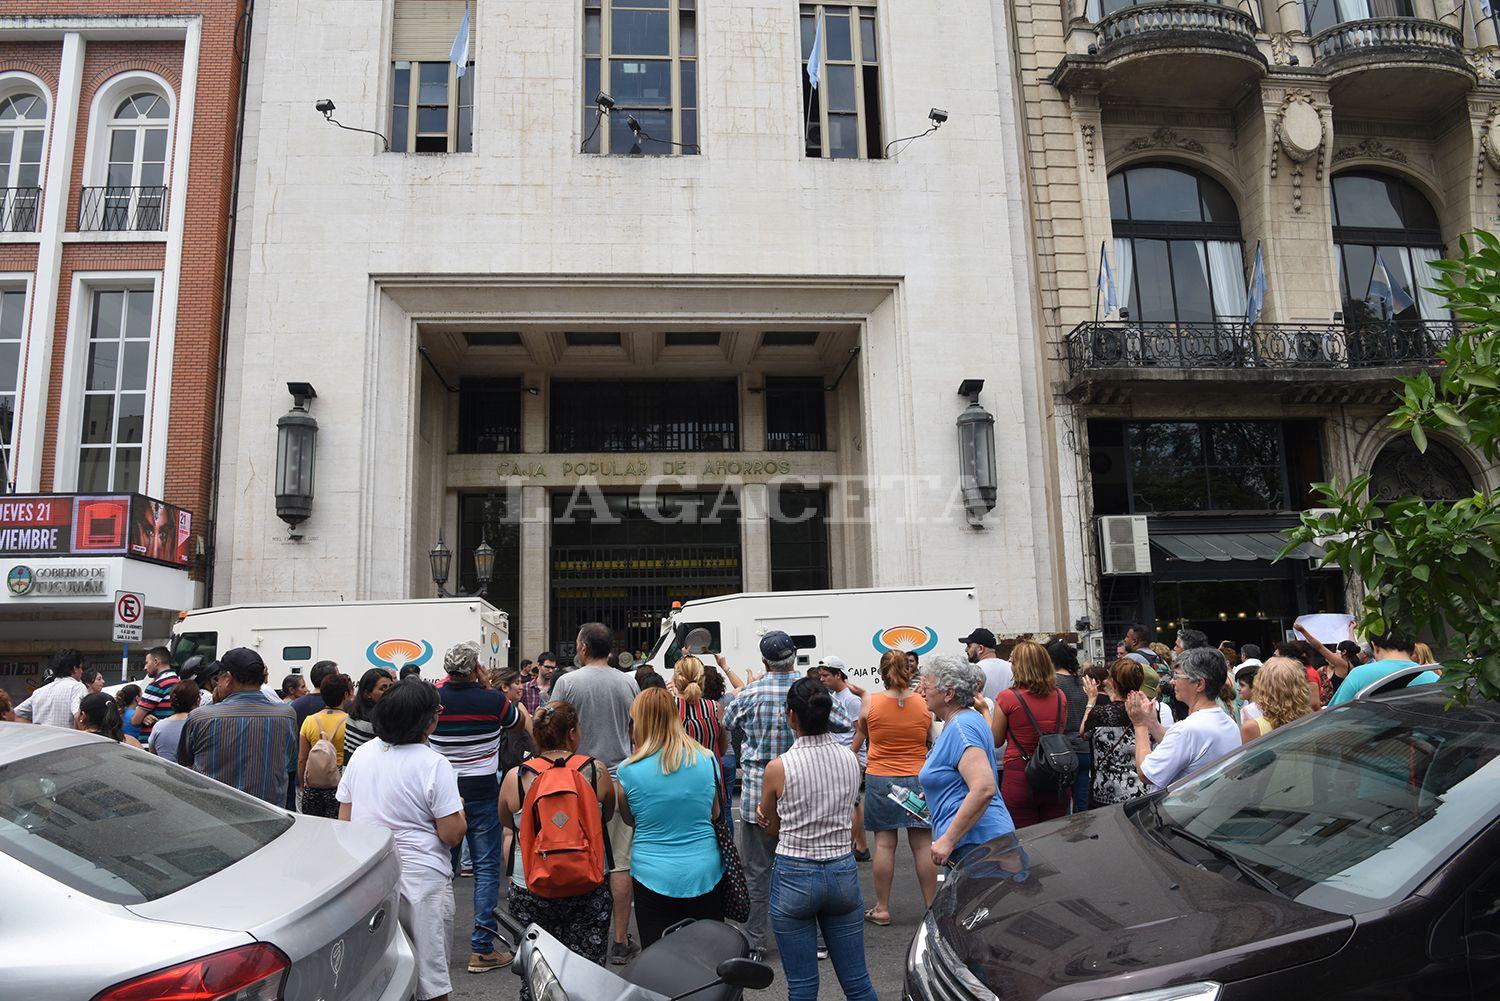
871, 625, 939, 657
366, 638, 434, 671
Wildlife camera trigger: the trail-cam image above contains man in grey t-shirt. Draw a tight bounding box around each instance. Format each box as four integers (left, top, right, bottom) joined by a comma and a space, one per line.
550, 622, 640, 963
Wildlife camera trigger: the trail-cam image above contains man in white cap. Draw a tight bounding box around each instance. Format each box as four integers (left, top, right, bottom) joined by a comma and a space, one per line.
817, 656, 870, 861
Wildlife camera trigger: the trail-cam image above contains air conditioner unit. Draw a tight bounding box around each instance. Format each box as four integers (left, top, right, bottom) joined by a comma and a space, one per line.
1099, 515, 1152, 575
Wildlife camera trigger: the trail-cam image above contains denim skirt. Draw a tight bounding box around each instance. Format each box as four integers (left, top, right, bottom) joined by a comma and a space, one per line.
863, 773, 929, 831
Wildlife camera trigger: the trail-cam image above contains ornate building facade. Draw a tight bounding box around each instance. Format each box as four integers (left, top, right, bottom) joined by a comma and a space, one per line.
1008, 0, 1500, 648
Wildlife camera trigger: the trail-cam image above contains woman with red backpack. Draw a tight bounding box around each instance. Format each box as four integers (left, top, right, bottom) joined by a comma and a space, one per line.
499, 700, 616, 998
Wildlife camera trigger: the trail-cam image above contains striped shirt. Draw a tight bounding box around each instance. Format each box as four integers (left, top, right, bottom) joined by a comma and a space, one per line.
776, 733, 862, 861
677, 696, 724, 755
135, 669, 180, 731
723, 671, 854, 816
431, 680, 522, 798
178, 690, 299, 806
14, 677, 87, 728
342, 714, 377, 766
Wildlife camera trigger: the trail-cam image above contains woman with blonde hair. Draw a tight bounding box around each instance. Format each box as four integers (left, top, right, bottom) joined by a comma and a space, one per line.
852, 649, 937, 925
1413, 642, 1437, 667
674, 654, 730, 830
992, 640, 1069, 828
1239, 657, 1313, 743
618, 687, 725, 946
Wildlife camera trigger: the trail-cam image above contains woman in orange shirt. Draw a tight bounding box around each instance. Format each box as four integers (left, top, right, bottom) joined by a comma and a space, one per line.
853, 650, 938, 925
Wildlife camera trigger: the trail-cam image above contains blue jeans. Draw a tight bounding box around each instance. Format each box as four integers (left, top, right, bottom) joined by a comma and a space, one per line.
451, 794, 503, 955
1071, 751, 1092, 814
770, 853, 878, 1001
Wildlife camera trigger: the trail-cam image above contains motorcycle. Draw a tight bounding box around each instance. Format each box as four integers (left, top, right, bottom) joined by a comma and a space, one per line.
482, 910, 776, 1001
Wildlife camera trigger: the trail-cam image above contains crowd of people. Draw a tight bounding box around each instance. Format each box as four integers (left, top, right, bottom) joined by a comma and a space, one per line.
0, 616, 1445, 1001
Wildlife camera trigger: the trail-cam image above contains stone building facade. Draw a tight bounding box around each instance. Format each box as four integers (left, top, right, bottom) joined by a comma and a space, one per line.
0, 3, 244, 692
213, 0, 1060, 667
1007, 0, 1500, 649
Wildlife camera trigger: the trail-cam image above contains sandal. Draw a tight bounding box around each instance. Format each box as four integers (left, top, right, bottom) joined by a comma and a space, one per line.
864, 909, 891, 926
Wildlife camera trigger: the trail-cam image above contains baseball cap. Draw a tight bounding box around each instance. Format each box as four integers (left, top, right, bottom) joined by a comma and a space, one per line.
444, 641, 479, 676
759, 630, 798, 662
959, 627, 997, 648
818, 655, 848, 679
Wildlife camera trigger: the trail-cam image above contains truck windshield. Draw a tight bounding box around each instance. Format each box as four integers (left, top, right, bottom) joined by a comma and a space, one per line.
172, 630, 217, 668
1155, 699, 1500, 914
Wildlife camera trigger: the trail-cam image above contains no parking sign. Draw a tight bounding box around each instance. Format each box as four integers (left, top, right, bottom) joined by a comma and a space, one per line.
113, 590, 145, 644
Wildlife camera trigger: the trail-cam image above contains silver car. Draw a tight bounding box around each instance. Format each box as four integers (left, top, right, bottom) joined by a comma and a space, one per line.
0, 722, 418, 1001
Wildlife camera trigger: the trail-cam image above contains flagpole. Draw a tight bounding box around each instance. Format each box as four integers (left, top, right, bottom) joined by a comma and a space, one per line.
1094, 240, 1105, 324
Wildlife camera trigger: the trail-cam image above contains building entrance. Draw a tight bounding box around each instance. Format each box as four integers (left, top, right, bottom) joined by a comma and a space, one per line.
549, 490, 743, 659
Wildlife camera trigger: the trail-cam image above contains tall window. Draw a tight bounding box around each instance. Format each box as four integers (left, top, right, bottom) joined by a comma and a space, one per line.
0, 288, 24, 488
581, 0, 698, 155
1331, 171, 1446, 325
390, 0, 477, 153
390, 61, 474, 153
770, 487, 830, 591
1109, 164, 1246, 324
550, 378, 737, 450
801, 4, 882, 159
458, 378, 521, 453
0, 92, 45, 232
102, 93, 169, 231
78, 289, 153, 493
764, 377, 826, 451
1305, 0, 1412, 34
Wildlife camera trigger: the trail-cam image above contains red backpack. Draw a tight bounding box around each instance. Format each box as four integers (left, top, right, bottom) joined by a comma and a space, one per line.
518, 755, 607, 899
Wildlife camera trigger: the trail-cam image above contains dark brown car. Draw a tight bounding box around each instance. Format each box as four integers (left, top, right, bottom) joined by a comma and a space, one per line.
906, 688, 1500, 1001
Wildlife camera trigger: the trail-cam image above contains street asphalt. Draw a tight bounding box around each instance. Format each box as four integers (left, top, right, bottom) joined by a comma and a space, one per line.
446, 836, 928, 1000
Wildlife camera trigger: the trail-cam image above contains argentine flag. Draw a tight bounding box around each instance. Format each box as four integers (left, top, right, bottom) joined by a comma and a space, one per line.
807, 14, 825, 89
1368, 253, 1415, 319
1245, 243, 1267, 325
450, 0, 471, 78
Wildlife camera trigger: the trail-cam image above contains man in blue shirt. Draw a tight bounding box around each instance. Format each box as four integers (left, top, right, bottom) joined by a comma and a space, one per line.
1327, 632, 1440, 707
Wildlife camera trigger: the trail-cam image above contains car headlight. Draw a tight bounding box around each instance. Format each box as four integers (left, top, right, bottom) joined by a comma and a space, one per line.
1097, 984, 1221, 1001
907, 913, 998, 1000
527, 950, 569, 1001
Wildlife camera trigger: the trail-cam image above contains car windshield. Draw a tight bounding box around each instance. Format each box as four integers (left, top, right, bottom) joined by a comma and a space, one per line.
1156, 699, 1500, 915
0, 742, 292, 904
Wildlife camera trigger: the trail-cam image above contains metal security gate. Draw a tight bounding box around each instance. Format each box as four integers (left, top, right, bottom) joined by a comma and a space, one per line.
549, 491, 742, 659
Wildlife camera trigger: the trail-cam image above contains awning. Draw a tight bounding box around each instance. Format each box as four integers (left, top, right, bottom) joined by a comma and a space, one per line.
1150, 532, 1324, 563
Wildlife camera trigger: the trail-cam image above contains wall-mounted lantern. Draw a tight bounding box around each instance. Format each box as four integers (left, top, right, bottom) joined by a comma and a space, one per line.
956, 379, 997, 527
275, 382, 318, 531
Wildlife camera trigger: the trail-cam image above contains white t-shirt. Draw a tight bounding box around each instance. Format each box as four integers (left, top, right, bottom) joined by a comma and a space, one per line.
1140, 708, 1242, 792
977, 657, 1014, 700
336, 738, 463, 877
1241, 702, 1262, 721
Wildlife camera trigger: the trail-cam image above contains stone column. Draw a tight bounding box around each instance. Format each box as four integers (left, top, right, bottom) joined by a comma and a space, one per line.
520, 484, 549, 659
741, 482, 772, 592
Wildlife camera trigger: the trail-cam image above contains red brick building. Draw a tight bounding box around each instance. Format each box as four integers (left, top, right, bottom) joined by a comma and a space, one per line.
0, 3, 244, 691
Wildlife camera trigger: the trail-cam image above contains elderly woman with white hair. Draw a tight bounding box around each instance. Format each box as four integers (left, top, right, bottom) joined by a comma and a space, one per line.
916, 654, 1015, 868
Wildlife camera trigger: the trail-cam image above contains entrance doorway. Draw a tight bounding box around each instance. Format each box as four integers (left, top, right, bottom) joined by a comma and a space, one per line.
549, 490, 743, 659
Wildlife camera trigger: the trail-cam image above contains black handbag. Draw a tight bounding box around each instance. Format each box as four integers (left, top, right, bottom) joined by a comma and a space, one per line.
1015, 692, 1080, 804
712, 766, 751, 922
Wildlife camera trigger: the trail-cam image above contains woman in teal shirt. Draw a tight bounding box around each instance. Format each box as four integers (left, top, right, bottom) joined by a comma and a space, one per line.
917, 654, 1015, 867
618, 686, 726, 946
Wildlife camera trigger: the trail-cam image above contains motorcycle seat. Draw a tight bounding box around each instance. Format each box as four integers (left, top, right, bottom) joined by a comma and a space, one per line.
619, 920, 751, 1001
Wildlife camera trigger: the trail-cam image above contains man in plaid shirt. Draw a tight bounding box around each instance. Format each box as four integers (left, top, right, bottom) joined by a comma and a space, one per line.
723, 631, 853, 958
519, 651, 559, 714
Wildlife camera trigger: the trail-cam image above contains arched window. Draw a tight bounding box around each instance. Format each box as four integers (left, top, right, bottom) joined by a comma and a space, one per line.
1305, 0, 1413, 36
1332, 171, 1444, 327
101, 91, 170, 231
0, 90, 46, 232
1371, 436, 1473, 502
1108, 164, 1247, 325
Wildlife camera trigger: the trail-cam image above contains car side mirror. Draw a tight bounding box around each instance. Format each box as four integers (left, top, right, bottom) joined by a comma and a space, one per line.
716, 958, 775, 991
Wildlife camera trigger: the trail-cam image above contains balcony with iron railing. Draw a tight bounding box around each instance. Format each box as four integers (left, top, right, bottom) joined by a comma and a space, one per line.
0, 187, 41, 234
1309, 16, 1472, 116
1052, 0, 1267, 107
76, 186, 168, 234
1063, 319, 1459, 401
